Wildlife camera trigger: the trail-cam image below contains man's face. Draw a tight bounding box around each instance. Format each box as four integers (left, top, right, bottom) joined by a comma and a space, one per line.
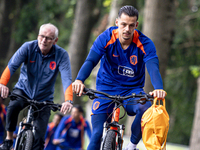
37, 26, 58, 55
71, 107, 81, 120
53, 114, 61, 126
116, 13, 138, 43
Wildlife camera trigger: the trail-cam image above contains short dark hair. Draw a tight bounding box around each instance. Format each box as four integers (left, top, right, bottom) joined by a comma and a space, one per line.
55, 113, 63, 119
73, 105, 84, 114
118, 5, 139, 20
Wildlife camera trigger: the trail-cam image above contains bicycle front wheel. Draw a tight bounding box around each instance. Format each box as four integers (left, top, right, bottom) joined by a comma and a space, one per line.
102, 130, 117, 150
17, 130, 33, 150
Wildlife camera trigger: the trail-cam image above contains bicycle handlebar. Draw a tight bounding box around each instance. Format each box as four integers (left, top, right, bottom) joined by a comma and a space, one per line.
8, 92, 62, 111
83, 87, 154, 104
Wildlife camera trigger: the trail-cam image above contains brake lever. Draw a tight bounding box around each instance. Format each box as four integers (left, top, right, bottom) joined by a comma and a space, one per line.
83, 90, 97, 99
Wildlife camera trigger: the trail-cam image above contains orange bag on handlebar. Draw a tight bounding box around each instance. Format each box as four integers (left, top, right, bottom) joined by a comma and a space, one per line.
141, 98, 169, 150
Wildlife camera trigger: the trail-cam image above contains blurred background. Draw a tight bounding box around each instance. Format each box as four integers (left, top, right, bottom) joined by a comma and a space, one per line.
0, 0, 200, 149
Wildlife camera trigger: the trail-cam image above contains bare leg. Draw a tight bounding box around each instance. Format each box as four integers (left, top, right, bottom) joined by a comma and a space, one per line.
6, 131, 14, 140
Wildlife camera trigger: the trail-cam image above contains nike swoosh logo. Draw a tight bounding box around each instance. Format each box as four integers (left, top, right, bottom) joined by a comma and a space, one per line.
30, 61, 35, 63
113, 54, 119, 57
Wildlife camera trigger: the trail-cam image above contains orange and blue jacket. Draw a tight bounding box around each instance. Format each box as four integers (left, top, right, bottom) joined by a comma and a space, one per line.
0, 40, 72, 101
0, 104, 6, 139
54, 116, 92, 149
44, 122, 58, 150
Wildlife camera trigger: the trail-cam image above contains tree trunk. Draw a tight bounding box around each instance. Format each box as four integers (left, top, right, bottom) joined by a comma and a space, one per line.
0, 0, 28, 106
190, 76, 200, 149
68, 0, 102, 105
142, 0, 176, 92
0, 0, 16, 70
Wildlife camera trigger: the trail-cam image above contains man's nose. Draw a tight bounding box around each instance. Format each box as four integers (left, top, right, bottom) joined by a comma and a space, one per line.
125, 25, 130, 31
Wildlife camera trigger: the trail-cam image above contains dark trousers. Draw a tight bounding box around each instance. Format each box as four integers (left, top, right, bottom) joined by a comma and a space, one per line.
6, 89, 51, 150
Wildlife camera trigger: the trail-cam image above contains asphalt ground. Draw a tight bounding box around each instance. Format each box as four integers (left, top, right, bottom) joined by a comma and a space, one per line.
84, 135, 189, 150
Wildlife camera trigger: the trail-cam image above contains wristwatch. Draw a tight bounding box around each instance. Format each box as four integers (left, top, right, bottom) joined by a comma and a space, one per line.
66, 100, 73, 105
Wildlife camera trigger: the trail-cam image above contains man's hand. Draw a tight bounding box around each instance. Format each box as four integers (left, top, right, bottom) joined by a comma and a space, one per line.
72, 80, 85, 96
60, 101, 73, 114
53, 139, 65, 145
149, 89, 167, 99
0, 84, 9, 99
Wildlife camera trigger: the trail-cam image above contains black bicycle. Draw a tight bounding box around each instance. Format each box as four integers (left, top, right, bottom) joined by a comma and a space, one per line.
83, 88, 154, 150
8, 92, 62, 150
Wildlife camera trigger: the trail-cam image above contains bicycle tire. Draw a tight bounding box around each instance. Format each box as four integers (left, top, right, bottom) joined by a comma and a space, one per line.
17, 130, 33, 150
102, 130, 117, 150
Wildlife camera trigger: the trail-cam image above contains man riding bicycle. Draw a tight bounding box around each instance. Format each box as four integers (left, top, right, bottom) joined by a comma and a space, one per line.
72, 6, 166, 150
0, 23, 73, 150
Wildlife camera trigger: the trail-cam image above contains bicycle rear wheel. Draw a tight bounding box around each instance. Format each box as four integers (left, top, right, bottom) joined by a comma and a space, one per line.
16, 130, 33, 150
102, 130, 117, 150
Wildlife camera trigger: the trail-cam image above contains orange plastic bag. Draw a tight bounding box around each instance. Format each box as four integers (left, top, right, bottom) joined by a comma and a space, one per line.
141, 98, 169, 150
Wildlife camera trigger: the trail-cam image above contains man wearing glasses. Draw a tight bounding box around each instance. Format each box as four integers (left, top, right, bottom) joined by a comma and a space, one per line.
0, 23, 73, 150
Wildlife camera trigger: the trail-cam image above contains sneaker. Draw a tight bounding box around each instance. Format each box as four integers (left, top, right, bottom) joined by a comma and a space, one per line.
0, 140, 13, 150
125, 142, 139, 150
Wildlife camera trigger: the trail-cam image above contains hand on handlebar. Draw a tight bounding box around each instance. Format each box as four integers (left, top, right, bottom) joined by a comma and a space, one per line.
149, 89, 167, 99
60, 101, 73, 114
0, 84, 9, 99
72, 80, 85, 96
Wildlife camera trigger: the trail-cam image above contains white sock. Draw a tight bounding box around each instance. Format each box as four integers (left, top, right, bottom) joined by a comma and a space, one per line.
126, 142, 137, 149
130, 142, 137, 149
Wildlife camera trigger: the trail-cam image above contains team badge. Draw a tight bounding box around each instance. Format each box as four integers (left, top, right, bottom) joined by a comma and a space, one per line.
130, 55, 137, 65
93, 101, 100, 110
49, 61, 56, 70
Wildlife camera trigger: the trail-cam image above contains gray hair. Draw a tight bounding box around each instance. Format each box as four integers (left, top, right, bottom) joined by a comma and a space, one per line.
39, 23, 59, 39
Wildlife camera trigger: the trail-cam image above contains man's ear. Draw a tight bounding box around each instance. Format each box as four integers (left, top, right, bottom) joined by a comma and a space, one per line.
115, 18, 118, 26
53, 38, 58, 45
136, 21, 139, 28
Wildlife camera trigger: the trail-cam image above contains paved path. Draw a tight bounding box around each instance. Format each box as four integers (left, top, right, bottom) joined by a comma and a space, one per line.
123, 135, 189, 150
84, 135, 189, 150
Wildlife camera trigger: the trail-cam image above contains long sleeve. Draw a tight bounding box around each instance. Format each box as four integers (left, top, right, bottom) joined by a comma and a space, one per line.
76, 50, 101, 83
0, 43, 28, 85
58, 52, 73, 101
146, 57, 163, 89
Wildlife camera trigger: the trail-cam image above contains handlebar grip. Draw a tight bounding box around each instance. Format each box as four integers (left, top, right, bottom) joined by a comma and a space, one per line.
83, 88, 90, 92
146, 94, 154, 98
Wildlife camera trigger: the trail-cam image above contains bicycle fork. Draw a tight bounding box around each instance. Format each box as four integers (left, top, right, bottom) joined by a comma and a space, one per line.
101, 104, 125, 150
111, 106, 125, 149
14, 106, 35, 150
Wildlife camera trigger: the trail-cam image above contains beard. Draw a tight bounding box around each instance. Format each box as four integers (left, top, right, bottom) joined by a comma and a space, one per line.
122, 32, 132, 40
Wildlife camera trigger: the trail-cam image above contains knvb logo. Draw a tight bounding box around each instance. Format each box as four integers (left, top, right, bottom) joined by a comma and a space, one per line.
49, 61, 56, 70
130, 55, 137, 65
118, 65, 135, 77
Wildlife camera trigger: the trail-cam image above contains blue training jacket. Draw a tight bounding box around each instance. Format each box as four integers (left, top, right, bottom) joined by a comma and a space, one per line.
0, 40, 72, 101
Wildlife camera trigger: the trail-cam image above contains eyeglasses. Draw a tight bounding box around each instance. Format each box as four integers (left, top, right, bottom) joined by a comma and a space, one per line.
38, 35, 55, 41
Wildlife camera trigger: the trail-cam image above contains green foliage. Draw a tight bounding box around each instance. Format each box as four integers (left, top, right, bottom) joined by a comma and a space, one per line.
103, 0, 111, 7
14, 2, 39, 43
165, 69, 196, 145
165, 0, 200, 145
190, 66, 200, 78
